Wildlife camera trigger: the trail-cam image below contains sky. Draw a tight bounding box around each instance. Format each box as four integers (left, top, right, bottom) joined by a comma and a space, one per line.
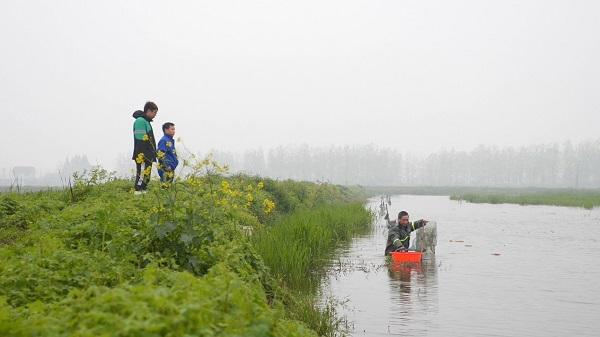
1, 0, 599, 172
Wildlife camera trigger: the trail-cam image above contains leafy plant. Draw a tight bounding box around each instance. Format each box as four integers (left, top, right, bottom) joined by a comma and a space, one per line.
0, 156, 371, 336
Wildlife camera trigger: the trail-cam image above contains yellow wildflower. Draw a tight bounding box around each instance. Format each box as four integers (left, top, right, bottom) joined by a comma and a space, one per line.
263, 198, 275, 214
221, 180, 230, 192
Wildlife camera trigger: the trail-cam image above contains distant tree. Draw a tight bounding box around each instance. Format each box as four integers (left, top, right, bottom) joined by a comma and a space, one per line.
60, 155, 92, 179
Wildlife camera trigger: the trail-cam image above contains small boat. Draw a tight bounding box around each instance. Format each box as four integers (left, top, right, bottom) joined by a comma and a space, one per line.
390, 251, 423, 263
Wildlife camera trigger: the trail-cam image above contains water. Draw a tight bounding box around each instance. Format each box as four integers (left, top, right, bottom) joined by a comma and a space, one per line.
321, 195, 600, 336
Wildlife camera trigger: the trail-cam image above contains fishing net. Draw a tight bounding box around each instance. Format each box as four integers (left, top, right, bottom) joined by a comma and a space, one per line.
412, 221, 437, 254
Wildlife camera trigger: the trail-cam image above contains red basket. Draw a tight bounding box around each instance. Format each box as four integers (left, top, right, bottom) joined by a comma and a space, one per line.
390, 251, 423, 263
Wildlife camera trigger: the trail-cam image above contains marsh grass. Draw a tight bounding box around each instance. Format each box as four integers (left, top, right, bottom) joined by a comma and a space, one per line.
451, 191, 600, 209
251, 200, 372, 336
253, 203, 372, 290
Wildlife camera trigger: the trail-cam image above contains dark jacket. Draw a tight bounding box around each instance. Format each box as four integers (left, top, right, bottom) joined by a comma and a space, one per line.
131, 110, 157, 162
385, 219, 427, 255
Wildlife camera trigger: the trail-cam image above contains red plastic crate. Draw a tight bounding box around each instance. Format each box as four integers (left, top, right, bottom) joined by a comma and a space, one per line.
390, 251, 423, 263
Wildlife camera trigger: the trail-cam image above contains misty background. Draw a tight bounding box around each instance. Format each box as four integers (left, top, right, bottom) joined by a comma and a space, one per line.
1, 1, 599, 187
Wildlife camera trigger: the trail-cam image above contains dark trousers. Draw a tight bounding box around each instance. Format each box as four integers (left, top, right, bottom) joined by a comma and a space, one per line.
135, 160, 153, 191
158, 169, 174, 183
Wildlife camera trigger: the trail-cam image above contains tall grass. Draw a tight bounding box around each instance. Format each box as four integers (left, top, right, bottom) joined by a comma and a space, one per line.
253, 202, 372, 290
451, 192, 600, 209
253, 202, 372, 336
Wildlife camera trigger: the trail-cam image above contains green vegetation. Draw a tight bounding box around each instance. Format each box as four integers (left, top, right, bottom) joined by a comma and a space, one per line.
254, 203, 371, 289
450, 190, 600, 209
0, 160, 372, 336
362, 185, 598, 197
364, 185, 600, 209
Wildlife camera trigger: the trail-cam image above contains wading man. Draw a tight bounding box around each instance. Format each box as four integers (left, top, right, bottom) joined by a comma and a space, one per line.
132, 101, 158, 194
385, 210, 428, 255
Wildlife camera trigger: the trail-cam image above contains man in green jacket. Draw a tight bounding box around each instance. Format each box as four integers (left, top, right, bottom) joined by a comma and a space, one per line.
132, 101, 158, 194
384, 210, 428, 255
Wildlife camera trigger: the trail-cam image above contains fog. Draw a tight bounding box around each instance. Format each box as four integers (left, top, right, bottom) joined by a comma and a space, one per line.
1, 1, 599, 186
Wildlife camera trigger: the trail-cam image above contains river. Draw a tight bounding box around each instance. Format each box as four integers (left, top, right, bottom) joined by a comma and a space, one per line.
321, 195, 600, 336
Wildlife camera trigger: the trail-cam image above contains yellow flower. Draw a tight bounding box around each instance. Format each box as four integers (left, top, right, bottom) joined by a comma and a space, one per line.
135, 153, 145, 164
257, 181, 264, 189
143, 134, 149, 141
262, 198, 275, 214
221, 180, 230, 192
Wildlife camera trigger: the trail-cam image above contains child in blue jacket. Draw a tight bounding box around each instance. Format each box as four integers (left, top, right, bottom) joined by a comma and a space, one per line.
157, 122, 179, 183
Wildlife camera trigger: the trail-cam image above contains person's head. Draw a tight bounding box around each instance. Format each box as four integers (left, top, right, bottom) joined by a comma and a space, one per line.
162, 122, 175, 136
398, 211, 409, 225
144, 101, 158, 120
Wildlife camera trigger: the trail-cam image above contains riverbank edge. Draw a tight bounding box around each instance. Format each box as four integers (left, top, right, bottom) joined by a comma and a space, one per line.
364, 186, 600, 209
0, 172, 373, 337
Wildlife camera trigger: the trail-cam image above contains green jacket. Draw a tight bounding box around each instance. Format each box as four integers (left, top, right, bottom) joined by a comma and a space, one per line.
131, 110, 157, 162
385, 219, 426, 255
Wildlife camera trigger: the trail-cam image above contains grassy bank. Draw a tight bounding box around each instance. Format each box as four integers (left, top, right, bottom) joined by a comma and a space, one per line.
0, 161, 371, 336
254, 203, 371, 289
364, 185, 600, 209
254, 202, 372, 336
363, 185, 600, 197
450, 190, 600, 209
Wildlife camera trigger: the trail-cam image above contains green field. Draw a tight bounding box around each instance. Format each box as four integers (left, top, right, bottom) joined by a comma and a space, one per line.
0, 163, 371, 337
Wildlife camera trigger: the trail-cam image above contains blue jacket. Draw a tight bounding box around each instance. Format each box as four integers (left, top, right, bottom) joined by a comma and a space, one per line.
157, 135, 179, 171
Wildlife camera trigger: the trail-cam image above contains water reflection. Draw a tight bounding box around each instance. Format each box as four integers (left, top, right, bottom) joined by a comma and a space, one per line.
388, 257, 436, 290
384, 258, 438, 336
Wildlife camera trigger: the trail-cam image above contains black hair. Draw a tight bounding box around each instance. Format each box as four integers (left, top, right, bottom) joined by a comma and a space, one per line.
144, 101, 158, 113
162, 122, 175, 133
398, 211, 409, 219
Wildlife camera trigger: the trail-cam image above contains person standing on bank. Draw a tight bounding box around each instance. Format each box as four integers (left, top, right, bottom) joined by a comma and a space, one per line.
132, 101, 158, 194
157, 122, 179, 184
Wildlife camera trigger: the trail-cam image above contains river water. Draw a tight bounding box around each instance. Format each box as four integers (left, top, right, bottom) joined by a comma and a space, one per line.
321, 195, 600, 336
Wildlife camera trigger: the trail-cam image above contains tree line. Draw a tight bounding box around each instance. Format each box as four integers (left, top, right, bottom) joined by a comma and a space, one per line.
209, 140, 600, 188
6, 140, 600, 188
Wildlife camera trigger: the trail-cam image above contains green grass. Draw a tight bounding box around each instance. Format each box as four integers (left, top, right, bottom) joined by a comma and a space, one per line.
363, 185, 600, 197
450, 191, 600, 209
254, 203, 372, 290
0, 164, 371, 337
253, 203, 371, 336
362, 185, 600, 209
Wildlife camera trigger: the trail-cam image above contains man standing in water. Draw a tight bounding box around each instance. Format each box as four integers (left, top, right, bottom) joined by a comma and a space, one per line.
132, 101, 158, 194
384, 211, 428, 255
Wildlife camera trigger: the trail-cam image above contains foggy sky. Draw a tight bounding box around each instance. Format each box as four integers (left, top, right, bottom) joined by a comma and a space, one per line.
1, 0, 599, 172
